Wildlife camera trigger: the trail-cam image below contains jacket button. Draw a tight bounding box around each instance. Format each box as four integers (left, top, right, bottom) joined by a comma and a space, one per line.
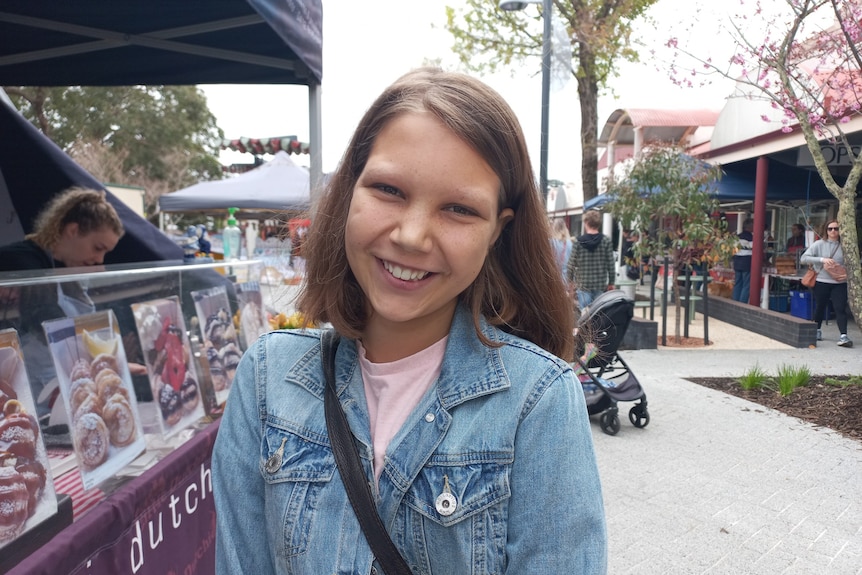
424, 413, 435, 422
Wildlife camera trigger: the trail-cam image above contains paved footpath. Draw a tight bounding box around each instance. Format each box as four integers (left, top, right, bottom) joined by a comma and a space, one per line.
592, 343, 861, 574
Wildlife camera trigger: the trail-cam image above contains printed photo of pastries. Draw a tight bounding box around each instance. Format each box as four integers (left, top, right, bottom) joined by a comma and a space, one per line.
0, 329, 58, 550
191, 286, 241, 407
131, 297, 204, 437
43, 311, 145, 491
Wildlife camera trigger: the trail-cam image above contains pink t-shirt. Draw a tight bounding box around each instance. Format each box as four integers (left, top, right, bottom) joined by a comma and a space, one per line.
358, 336, 448, 482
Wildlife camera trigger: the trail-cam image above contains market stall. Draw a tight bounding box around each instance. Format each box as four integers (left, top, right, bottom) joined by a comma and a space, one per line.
0, 2, 323, 571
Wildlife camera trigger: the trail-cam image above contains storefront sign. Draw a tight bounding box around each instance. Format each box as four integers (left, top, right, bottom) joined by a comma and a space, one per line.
797, 143, 861, 166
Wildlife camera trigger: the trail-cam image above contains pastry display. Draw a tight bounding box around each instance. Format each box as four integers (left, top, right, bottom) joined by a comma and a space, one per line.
62, 329, 139, 468
0, 339, 52, 547
132, 298, 202, 433
204, 308, 237, 349
74, 412, 110, 469
0, 465, 29, 542
191, 287, 240, 408
206, 346, 226, 392
156, 380, 182, 426
102, 393, 136, 447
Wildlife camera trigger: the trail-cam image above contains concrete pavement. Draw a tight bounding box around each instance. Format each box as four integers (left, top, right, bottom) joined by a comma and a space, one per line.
592, 305, 861, 574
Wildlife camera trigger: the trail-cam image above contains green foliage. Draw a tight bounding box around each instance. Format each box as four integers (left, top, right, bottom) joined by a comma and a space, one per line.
775, 364, 811, 397
824, 376, 862, 388
737, 365, 769, 390
444, 0, 658, 202
606, 144, 736, 268
4, 85, 224, 216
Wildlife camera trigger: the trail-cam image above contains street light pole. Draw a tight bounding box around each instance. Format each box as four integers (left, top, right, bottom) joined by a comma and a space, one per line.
499, 0, 552, 209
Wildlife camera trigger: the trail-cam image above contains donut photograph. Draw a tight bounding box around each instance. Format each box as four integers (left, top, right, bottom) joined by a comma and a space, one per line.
190, 286, 240, 407
0, 330, 58, 550
43, 311, 146, 491
131, 297, 204, 437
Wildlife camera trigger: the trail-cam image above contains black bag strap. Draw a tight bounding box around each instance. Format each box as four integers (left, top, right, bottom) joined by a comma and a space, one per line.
321, 330, 413, 575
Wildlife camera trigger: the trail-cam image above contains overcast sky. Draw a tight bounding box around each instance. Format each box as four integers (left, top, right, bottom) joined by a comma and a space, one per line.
201, 0, 737, 185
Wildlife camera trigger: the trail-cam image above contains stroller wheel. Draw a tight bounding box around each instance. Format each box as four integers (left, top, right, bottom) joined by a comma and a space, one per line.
600, 412, 621, 435
629, 405, 650, 428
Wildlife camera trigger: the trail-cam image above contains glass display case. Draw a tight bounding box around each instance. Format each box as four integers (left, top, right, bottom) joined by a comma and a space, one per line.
0, 259, 270, 573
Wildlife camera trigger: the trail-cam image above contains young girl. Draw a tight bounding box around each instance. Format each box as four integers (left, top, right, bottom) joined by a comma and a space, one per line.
212, 68, 607, 574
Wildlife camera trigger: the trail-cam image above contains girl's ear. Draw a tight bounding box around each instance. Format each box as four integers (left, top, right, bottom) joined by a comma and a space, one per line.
62, 222, 80, 238
491, 208, 514, 245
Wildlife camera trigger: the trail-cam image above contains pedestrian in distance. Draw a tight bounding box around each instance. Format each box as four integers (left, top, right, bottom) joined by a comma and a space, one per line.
550, 217, 573, 284
566, 209, 615, 311
732, 218, 755, 303
800, 219, 852, 347
212, 67, 607, 575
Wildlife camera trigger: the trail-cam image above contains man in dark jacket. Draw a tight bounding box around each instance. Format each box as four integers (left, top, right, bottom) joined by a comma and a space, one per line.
566, 209, 615, 310
732, 218, 754, 303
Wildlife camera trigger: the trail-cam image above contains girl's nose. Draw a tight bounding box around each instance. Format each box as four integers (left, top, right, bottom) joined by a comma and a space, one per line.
390, 208, 433, 253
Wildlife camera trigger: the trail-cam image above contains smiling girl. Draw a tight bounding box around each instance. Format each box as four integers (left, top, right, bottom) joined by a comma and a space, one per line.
213, 68, 607, 574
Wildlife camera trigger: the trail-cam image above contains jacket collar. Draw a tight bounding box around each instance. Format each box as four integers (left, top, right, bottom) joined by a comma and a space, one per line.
288, 304, 511, 407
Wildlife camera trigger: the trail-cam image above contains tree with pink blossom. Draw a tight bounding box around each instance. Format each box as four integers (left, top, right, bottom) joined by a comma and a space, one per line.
665, 0, 862, 325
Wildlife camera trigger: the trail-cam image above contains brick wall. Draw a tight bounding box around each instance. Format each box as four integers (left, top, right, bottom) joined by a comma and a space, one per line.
695, 296, 817, 348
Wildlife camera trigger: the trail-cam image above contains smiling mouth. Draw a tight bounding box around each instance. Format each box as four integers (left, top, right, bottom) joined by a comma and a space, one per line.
382, 260, 430, 281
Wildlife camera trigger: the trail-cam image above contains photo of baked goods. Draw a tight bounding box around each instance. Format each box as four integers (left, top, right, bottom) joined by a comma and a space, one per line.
0, 329, 58, 549
43, 311, 146, 491
131, 297, 204, 437
191, 286, 240, 407
235, 282, 268, 351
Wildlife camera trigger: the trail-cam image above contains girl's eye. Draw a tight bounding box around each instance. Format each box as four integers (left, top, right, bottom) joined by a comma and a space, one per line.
375, 184, 401, 196
447, 205, 477, 217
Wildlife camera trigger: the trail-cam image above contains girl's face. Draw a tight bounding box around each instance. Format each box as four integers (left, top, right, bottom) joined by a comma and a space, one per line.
54, 223, 120, 267
346, 112, 513, 345
826, 221, 839, 240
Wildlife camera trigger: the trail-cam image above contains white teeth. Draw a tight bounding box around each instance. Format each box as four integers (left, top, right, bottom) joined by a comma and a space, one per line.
383, 261, 429, 281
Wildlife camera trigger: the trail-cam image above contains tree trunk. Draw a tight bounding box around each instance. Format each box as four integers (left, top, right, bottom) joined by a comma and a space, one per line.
577, 45, 600, 204
837, 195, 861, 331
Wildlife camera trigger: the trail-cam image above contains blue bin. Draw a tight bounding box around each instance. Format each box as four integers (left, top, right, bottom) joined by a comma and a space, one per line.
769, 294, 789, 312
790, 290, 813, 320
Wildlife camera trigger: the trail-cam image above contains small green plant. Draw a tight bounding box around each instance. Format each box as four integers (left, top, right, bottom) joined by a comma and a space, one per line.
824, 375, 862, 387
776, 364, 811, 396
737, 365, 769, 390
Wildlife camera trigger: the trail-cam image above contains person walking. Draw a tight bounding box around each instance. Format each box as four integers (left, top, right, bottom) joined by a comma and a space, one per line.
800, 219, 852, 347
566, 209, 615, 310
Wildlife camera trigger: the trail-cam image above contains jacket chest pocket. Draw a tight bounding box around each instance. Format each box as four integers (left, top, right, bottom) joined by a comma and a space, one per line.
404, 459, 511, 527
261, 424, 335, 559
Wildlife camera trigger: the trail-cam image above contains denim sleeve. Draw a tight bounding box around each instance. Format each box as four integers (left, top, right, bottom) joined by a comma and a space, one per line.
212, 339, 275, 575
505, 368, 608, 573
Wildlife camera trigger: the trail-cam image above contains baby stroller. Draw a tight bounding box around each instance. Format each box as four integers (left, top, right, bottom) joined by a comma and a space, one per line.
573, 289, 649, 435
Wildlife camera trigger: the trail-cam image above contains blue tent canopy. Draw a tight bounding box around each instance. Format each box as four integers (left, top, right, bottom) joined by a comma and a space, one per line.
586, 156, 838, 211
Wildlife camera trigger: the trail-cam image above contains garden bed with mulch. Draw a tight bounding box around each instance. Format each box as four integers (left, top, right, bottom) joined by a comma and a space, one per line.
686, 376, 862, 442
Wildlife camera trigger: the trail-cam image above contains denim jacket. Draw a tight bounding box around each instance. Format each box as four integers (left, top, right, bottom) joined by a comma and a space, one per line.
213, 306, 607, 574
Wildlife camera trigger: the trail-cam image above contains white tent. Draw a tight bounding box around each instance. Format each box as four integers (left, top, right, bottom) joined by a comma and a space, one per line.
159, 151, 310, 216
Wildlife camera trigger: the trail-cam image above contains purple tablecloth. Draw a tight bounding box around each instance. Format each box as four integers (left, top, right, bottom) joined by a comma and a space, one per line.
9, 419, 221, 575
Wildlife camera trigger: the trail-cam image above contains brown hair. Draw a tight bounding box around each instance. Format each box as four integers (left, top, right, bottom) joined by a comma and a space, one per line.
26, 187, 124, 249
821, 219, 839, 237
297, 67, 573, 359
583, 209, 602, 230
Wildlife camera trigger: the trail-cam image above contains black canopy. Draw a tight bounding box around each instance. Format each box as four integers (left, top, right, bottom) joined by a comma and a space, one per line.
0, 0, 322, 86
0, 0, 322, 264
